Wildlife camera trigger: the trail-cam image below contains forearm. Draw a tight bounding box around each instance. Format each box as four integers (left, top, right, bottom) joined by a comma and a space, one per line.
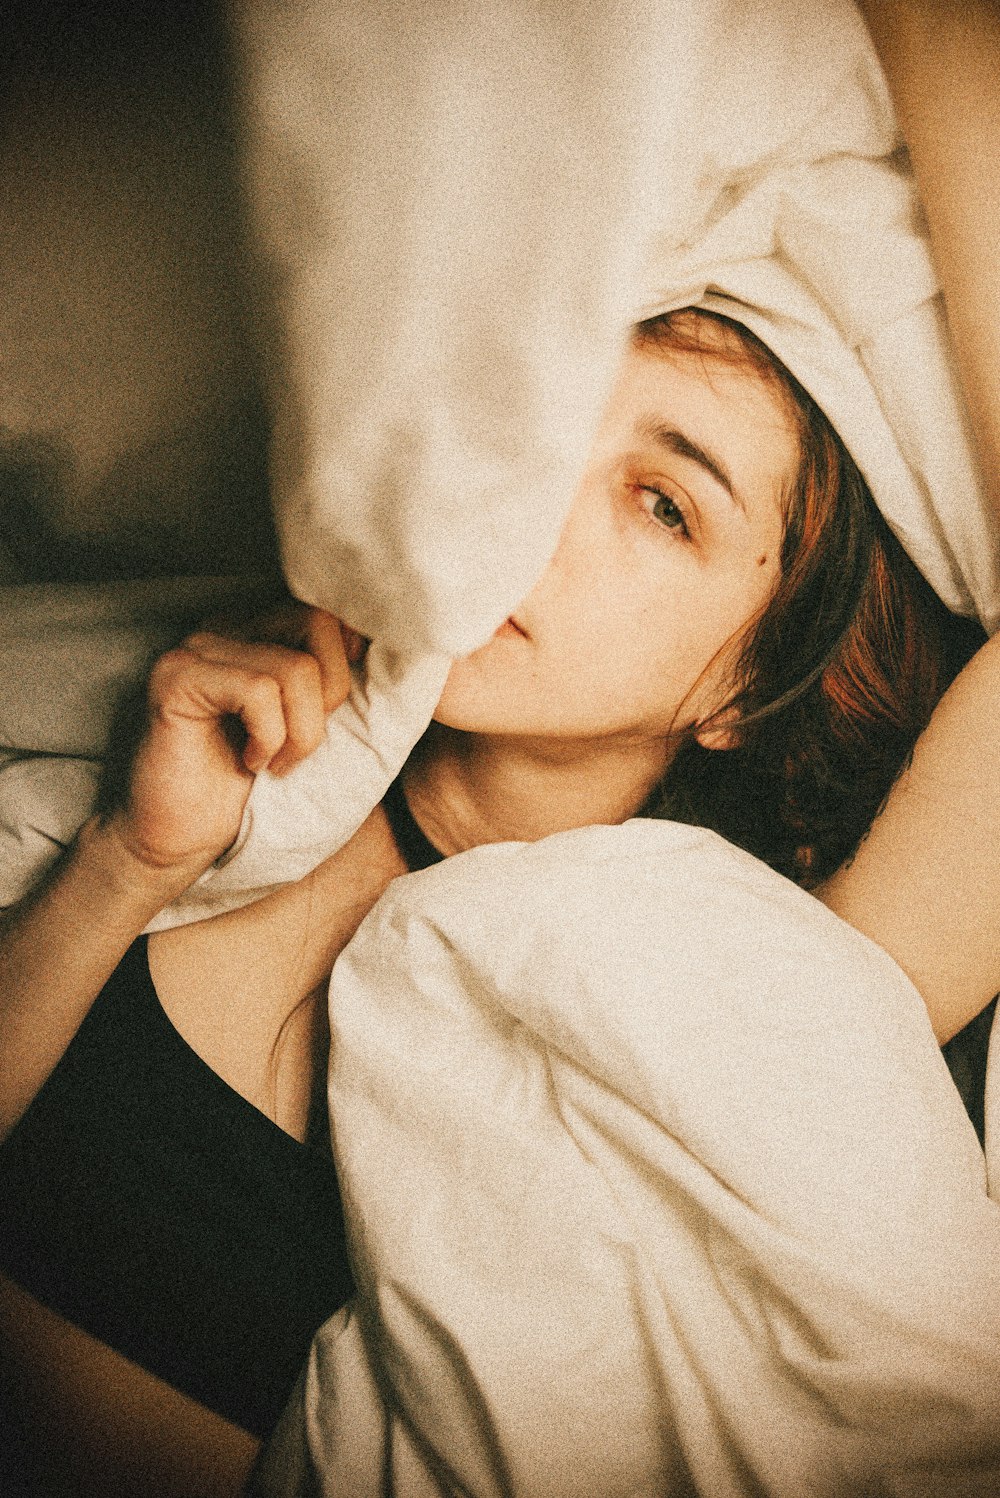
858, 0, 1000, 509
0, 817, 195, 1143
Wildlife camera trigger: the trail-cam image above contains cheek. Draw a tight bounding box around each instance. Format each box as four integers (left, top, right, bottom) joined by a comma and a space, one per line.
432, 621, 640, 735
433, 545, 783, 737
432, 635, 544, 729
616, 554, 781, 718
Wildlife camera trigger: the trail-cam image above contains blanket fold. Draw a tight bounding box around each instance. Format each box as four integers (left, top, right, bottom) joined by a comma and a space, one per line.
252, 824, 1000, 1496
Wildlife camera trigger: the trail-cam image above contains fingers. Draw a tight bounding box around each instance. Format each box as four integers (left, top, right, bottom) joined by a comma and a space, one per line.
339, 620, 369, 667
163, 635, 330, 776
148, 648, 289, 776
238, 677, 290, 776
191, 602, 367, 718
300, 609, 354, 713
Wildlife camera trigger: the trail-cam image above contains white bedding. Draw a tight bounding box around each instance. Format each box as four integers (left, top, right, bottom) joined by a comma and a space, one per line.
175, 0, 996, 923
251, 824, 1000, 1495
235, 0, 998, 652
2, 1, 1000, 1490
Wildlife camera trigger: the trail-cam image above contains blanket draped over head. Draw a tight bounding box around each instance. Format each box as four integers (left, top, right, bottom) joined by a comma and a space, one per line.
4, 2, 1000, 1492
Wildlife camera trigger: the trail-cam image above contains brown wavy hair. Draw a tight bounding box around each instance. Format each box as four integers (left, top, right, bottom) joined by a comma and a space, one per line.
636, 308, 983, 887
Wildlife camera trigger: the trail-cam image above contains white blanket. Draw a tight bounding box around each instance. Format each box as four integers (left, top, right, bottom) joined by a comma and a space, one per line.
251, 823, 1000, 1496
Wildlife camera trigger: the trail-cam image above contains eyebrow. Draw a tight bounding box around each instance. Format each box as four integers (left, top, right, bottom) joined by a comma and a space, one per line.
635, 418, 747, 516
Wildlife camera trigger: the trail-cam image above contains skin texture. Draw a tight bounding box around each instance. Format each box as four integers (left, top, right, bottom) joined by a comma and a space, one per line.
0, 1274, 258, 1498
434, 332, 794, 742
7, 13, 1000, 1460
7, 5, 999, 1492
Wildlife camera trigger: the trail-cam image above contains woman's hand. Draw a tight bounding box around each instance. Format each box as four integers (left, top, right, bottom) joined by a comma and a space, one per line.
105, 605, 364, 882
0, 600, 363, 1142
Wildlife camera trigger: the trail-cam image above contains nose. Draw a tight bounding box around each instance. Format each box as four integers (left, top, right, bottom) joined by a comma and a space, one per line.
537, 478, 596, 588
513, 477, 600, 637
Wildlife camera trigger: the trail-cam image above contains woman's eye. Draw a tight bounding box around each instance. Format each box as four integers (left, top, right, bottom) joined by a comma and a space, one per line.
643, 487, 689, 537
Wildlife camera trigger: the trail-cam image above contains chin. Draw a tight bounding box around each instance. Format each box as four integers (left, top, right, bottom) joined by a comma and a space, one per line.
432, 644, 529, 733
431, 693, 518, 734
431, 684, 556, 737
432, 641, 606, 739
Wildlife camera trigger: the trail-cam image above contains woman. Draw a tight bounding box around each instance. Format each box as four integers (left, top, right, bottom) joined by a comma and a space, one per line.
0, 302, 988, 1496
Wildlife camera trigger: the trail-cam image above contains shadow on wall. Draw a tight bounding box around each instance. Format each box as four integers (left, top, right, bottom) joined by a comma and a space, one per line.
0, 0, 280, 585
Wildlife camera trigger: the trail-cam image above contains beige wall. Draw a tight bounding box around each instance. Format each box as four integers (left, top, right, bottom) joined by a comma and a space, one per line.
0, 3, 279, 583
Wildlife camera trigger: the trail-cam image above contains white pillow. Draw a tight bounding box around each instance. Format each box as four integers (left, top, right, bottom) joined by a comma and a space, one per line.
234, 0, 998, 650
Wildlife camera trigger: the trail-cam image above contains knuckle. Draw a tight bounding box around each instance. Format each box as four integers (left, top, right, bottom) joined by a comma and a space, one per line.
244, 671, 282, 709
180, 629, 219, 652
285, 649, 323, 689
148, 647, 191, 696
328, 637, 353, 676
289, 715, 325, 754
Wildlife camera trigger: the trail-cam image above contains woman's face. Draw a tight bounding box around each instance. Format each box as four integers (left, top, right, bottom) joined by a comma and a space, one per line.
434, 327, 801, 751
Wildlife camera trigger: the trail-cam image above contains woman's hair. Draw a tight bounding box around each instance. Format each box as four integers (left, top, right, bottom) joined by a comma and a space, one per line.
636, 308, 983, 888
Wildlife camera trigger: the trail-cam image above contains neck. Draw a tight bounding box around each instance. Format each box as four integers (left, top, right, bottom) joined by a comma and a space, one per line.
401, 724, 672, 856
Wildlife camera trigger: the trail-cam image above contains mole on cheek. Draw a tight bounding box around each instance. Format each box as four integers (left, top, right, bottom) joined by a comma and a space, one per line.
757, 553, 768, 567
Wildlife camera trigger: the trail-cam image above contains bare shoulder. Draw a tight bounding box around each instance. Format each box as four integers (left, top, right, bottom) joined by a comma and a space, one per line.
147, 804, 408, 1134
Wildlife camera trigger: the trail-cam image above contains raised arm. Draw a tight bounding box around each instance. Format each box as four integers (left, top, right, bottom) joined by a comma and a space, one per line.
820, 631, 1000, 1042
820, 1, 1000, 1042
0, 620, 349, 1144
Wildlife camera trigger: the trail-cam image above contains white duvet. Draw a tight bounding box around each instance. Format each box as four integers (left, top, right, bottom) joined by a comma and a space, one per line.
251, 825, 1000, 1496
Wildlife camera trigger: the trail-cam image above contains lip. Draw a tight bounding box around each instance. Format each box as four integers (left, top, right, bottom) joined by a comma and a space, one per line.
496, 615, 530, 640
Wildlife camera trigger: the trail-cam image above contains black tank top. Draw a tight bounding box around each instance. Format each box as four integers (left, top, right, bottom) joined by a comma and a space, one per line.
0, 780, 443, 1438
